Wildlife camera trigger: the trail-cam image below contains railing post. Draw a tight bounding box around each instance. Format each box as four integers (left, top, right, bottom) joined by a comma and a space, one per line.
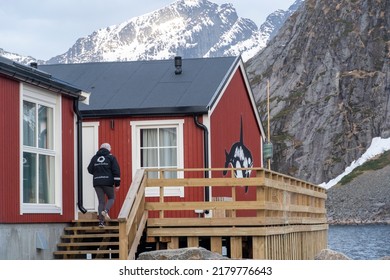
119, 221, 128, 260
159, 170, 164, 218
117, 169, 146, 260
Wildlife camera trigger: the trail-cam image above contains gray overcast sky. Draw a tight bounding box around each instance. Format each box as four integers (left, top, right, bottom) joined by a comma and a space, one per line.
0, 0, 295, 60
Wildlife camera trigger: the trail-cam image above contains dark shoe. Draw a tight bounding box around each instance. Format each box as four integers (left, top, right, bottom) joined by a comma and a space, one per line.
98, 221, 105, 228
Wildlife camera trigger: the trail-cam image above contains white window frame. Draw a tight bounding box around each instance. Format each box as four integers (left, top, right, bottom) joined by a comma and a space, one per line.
20, 84, 63, 214
131, 119, 184, 197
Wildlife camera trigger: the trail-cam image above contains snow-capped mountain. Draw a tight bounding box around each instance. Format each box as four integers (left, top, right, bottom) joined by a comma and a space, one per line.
0, 48, 43, 65
47, 0, 303, 64
48, 0, 257, 63
259, 0, 304, 44
0, 0, 303, 64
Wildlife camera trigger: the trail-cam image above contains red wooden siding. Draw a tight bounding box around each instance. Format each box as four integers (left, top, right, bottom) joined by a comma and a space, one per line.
0, 77, 77, 223
60, 96, 77, 221
85, 115, 205, 219
0, 76, 20, 223
210, 67, 263, 215
93, 117, 132, 219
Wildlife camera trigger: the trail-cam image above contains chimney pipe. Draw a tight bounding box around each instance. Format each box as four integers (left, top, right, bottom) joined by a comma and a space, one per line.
175, 56, 182, 75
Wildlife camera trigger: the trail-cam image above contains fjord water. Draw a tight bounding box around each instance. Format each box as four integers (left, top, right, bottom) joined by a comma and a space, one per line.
327, 224, 390, 259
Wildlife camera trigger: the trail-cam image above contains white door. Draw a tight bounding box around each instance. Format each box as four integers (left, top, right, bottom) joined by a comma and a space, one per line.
82, 122, 100, 211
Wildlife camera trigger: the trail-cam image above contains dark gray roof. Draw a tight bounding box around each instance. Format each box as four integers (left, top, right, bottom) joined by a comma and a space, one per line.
39, 56, 240, 117
0, 56, 85, 98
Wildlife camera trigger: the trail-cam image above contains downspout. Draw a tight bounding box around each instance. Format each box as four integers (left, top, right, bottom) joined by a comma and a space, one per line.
194, 115, 210, 203
74, 99, 87, 213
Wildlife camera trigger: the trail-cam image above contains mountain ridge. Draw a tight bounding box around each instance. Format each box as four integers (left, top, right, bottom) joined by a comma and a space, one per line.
1, 0, 303, 64
46, 0, 264, 63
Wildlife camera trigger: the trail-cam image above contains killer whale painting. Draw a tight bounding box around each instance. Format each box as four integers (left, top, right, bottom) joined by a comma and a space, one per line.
223, 117, 253, 192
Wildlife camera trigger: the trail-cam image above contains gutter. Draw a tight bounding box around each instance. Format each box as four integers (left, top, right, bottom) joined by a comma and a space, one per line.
74, 99, 88, 214
78, 106, 208, 118
194, 115, 210, 204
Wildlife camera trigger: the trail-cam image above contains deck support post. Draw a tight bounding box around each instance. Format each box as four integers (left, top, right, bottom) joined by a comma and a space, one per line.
187, 237, 199, 247
252, 236, 266, 259
230, 237, 242, 259
168, 237, 179, 249
210, 237, 222, 255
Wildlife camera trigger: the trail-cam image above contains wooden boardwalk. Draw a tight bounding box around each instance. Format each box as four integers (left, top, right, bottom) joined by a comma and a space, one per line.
118, 168, 328, 260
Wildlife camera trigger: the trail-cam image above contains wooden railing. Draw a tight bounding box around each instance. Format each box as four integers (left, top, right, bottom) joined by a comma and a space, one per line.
118, 168, 328, 260
117, 169, 148, 260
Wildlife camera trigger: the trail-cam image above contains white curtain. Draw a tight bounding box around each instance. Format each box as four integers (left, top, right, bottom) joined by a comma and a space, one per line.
141, 127, 178, 179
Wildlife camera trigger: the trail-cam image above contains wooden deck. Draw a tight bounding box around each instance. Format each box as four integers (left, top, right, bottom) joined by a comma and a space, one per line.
118, 168, 328, 260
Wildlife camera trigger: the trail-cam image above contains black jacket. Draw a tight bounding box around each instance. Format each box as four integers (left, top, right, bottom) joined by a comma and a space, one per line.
87, 148, 121, 187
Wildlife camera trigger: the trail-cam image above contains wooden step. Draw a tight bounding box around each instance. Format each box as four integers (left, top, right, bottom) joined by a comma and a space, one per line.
64, 226, 119, 231
72, 219, 119, 223
52, 212, 145, 260
61, 233, 119, 239
57, 242, 119, 247
54, 249, 119, 255
55, 217, 120, 259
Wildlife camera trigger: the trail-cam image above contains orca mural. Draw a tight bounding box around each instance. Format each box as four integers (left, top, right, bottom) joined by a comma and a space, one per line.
223, 117, 253, 192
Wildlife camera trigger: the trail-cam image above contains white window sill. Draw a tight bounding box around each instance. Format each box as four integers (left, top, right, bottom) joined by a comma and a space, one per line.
21, 204, 62, 214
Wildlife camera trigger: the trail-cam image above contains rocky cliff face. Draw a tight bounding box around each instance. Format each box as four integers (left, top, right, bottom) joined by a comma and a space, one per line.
246, 0, 390, 185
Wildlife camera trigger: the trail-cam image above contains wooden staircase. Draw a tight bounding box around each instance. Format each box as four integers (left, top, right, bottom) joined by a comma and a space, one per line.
54, 219, 120, 260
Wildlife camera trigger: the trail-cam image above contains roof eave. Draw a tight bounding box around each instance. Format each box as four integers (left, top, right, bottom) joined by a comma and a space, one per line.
79, 106, 208, 118
207, 56, 241, 110
0, 61, 87, 99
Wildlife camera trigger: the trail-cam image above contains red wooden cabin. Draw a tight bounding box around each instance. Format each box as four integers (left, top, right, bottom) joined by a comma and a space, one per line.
40, 56, 265, 220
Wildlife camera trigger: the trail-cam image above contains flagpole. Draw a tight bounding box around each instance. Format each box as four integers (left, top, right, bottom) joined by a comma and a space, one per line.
267, 79, 271, 170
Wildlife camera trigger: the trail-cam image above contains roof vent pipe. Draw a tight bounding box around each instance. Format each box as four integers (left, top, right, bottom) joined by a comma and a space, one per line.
30, 62, 38, 69
175, 56, 182, 75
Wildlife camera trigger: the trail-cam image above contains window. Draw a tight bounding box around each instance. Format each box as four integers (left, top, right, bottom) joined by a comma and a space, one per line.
131, 120, 184, 197
21, 85, 62, 213
141, 127, 178, 178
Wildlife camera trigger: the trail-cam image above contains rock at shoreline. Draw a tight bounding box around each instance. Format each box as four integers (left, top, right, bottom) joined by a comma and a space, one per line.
137, 247, 390, 260
315, 249, 351, 260
326, 165, 390, 225
137, 247, 229, 260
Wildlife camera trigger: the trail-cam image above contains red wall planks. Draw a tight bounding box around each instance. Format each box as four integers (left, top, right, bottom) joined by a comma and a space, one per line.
0, 76, 20, 222
210, 68, 263, 216
85, 115, 206, 218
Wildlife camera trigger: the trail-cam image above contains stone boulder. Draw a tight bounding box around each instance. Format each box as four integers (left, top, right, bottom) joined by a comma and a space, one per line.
314, 249, 351, 260
137, 247, 228, 260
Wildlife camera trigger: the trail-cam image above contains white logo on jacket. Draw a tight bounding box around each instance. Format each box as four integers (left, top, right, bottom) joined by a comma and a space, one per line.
97, 156, 106, 163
